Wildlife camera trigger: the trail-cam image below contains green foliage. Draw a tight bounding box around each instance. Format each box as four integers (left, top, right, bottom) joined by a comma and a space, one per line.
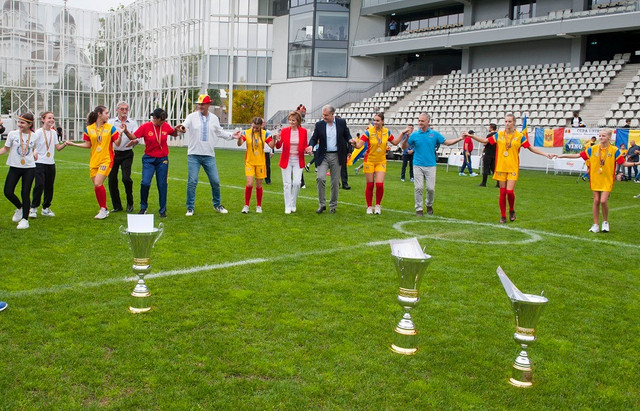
0, 148, 638, 408
231, 89, 265, 123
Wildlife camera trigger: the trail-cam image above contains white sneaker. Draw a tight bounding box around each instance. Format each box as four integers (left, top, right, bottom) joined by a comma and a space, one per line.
214, 205, 228, 214
241, 205, 250, 214
588, 224, 600, 233
291, 207, 296, 213
285, 208, 291, 214
12, 209, 22, 223
366, 206, 373, 215
374, 205, 381, 215
95, 208, 109, 219
459, 172, 466, 176
470, 173, 478, 177
41, 208, 55, 217
16, 218, 29, 229
29, 207, 37, 218
601, 221, 609, 233
185, 209, 194, 217
256, 206, 262, 214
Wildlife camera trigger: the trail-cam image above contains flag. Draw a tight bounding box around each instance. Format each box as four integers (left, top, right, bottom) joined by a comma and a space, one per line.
521, 115, 528, 139
534, 127, 564, 147
347, 142, 367, 166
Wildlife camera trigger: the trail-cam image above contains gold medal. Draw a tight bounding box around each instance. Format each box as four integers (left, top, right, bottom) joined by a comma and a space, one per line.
46, 152, 51, 157
96, 146, 102, 152
598, 167, 603, 174
20, 159, 25, 165
503, 151, 509, 157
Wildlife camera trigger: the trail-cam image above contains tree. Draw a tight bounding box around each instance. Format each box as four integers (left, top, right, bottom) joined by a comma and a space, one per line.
231, 89, 264, 124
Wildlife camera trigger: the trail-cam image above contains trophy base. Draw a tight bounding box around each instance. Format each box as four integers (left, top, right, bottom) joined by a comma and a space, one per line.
390, 344, 418, 355
129, 306, 152, 314
509, 377, 533, 388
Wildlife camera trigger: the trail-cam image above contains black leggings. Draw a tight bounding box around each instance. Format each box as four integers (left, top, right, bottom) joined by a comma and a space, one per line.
4, 166, 36, 220
31, 163, 56, 209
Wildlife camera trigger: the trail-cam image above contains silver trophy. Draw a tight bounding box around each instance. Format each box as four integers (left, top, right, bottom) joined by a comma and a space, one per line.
120, 217, 164, 314
390, 238, 432, 355
497, 267, 548, 387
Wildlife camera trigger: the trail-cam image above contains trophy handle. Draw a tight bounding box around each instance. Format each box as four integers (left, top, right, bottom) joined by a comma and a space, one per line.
154, 223, 164, 246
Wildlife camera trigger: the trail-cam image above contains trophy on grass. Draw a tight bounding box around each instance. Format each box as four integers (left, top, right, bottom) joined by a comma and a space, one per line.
120, 214, 164, 314
497, 266, 548, 388
390, 238, 432, 355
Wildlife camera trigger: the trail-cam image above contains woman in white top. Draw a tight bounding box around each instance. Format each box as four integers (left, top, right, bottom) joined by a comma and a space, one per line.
275, 111, 308, 214
29, 111, 67, 218
0, 113, 39, 229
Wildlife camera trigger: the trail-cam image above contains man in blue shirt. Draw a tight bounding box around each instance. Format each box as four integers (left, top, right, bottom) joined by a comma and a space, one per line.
403, 113, 463, 216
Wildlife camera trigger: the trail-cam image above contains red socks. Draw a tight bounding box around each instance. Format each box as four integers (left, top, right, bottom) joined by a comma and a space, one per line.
506, 189, 515, 212
375, 183, 384, 205
499, 187, 507, 218
256, 186, 263, 206
244, 186, 252, 206
365, 182, 374, 207
94, 185, 107, 209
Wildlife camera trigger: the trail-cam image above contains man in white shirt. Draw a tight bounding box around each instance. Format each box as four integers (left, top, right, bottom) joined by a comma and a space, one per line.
108, 101, 138, 213
176, 94, 241, 216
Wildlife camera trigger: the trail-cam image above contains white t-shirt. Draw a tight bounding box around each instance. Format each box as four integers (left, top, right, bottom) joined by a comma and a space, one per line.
33, 127, 59, 165
108, 117, 139, 151
4, 130, 37, 168
182, 111, 233, 156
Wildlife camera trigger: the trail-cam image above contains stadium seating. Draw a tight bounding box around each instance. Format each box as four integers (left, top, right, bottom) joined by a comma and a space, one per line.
602, 68, 640, 127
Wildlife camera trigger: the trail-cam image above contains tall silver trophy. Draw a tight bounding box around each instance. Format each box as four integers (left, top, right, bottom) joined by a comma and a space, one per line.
497, 267, 548, 387
120, 215, 164, 314
390, 238, 432, 355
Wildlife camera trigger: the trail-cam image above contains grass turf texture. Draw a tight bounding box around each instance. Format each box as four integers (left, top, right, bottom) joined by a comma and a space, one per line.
1, 147, 638, 408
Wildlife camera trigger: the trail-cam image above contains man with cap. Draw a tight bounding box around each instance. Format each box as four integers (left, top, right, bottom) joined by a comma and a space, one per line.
108, 101, 138, 213
175, 94, 241, 216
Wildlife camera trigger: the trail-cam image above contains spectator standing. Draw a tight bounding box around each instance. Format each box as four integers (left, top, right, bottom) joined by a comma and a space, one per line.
627, 140, 640, 182
622, 119, 631, 129
107, 101, 138, 213
571, 111, 585, 128
478, 123, 498, 187
400, 125, 414, 182
459, 130, 478, 177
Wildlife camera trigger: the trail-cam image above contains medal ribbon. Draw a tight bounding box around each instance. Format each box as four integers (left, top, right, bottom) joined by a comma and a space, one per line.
19, 132, 31, 163
43, 127, 52, 154
153, 124, 162, 149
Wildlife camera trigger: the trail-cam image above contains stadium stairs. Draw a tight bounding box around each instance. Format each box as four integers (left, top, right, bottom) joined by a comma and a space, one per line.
582, 63, 639, 127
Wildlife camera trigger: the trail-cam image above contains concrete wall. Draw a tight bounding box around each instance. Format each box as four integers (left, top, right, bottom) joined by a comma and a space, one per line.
473, 0, 510, 22
536, 0, 575, 17
468, 38, 572, 70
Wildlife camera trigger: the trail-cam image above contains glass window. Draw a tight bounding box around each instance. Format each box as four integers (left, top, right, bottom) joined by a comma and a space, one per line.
288, 44, 312, 78
315, 11, 348, 41
313, 48, 347, 77
289, 12, 313, 43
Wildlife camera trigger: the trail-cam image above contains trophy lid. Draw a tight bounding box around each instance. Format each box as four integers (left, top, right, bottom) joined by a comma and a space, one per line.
497, 266, 546, 303
127, 214, 155, 233
390, 237, 430, 259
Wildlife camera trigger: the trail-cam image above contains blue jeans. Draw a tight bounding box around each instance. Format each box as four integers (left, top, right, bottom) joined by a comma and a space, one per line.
460, 152, 473, 174
140, 154, 168, 213
627, 164, 638, 181
186, 154, 222, 209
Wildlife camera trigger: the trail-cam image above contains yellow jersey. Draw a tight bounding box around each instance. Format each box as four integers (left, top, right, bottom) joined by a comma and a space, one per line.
362, 126, 394, 164
489, 130, 529, 174
242, 128, 272, 166
580, 145, 624, 192
83, 123, 119, 169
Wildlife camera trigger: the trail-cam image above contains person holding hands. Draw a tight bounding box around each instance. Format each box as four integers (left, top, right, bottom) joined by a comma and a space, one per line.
275, 111, 307, 214
237, 117, 275, 213
557, 129, 639, 233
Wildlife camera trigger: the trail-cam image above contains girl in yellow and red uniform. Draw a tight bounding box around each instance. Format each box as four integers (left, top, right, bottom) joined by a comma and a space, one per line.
558, 129, 639, 233
237, 117, 275, 213
466, 114, 552, 223
351, 113, 407, 214
67, 106, 121, 219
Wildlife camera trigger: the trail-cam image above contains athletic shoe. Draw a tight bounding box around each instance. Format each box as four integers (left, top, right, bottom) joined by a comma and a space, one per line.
95, 208, 109, 219
12, 209, 22, 223
401, 178, 405, 182
470, 173, 478, 177
500, 217, 507, 224
509, 210, 516, 222
459, 172, 466, 176
477, 183, 486, 187
241, 205, 250, 214
416, 210, 423, 216
285, 208, 291, 214
159, 212, 167, 218
305, 163, 310, 172
634, 194, 640, 199
426, 206, 434, 215
635, 180, 640, 183
301, 185, 306, 189
126, 205, 134, 213
214, 205, 228, 214
0, 301, 7, 312
588, 224, 600, 233
17, 218, 29, 229
29, 207, 37, 218
374, 205, 381, 215
185, 209, 194, 217
138, 209, 147, 215
601, 221, 609, 233
41, 208, 55, 217
291, 207, 296, 213
366, 206, 373, 215
410, 178, 414, 182
256, 206, 262, 213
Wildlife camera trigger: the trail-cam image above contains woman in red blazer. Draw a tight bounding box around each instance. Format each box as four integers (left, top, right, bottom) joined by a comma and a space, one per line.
275, 111, 308, 214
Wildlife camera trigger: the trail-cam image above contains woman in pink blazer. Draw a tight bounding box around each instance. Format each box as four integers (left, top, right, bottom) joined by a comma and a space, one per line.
276, 111, 308, 214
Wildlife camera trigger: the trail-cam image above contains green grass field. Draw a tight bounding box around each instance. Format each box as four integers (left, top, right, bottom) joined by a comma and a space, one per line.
1, 147, 638, 409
